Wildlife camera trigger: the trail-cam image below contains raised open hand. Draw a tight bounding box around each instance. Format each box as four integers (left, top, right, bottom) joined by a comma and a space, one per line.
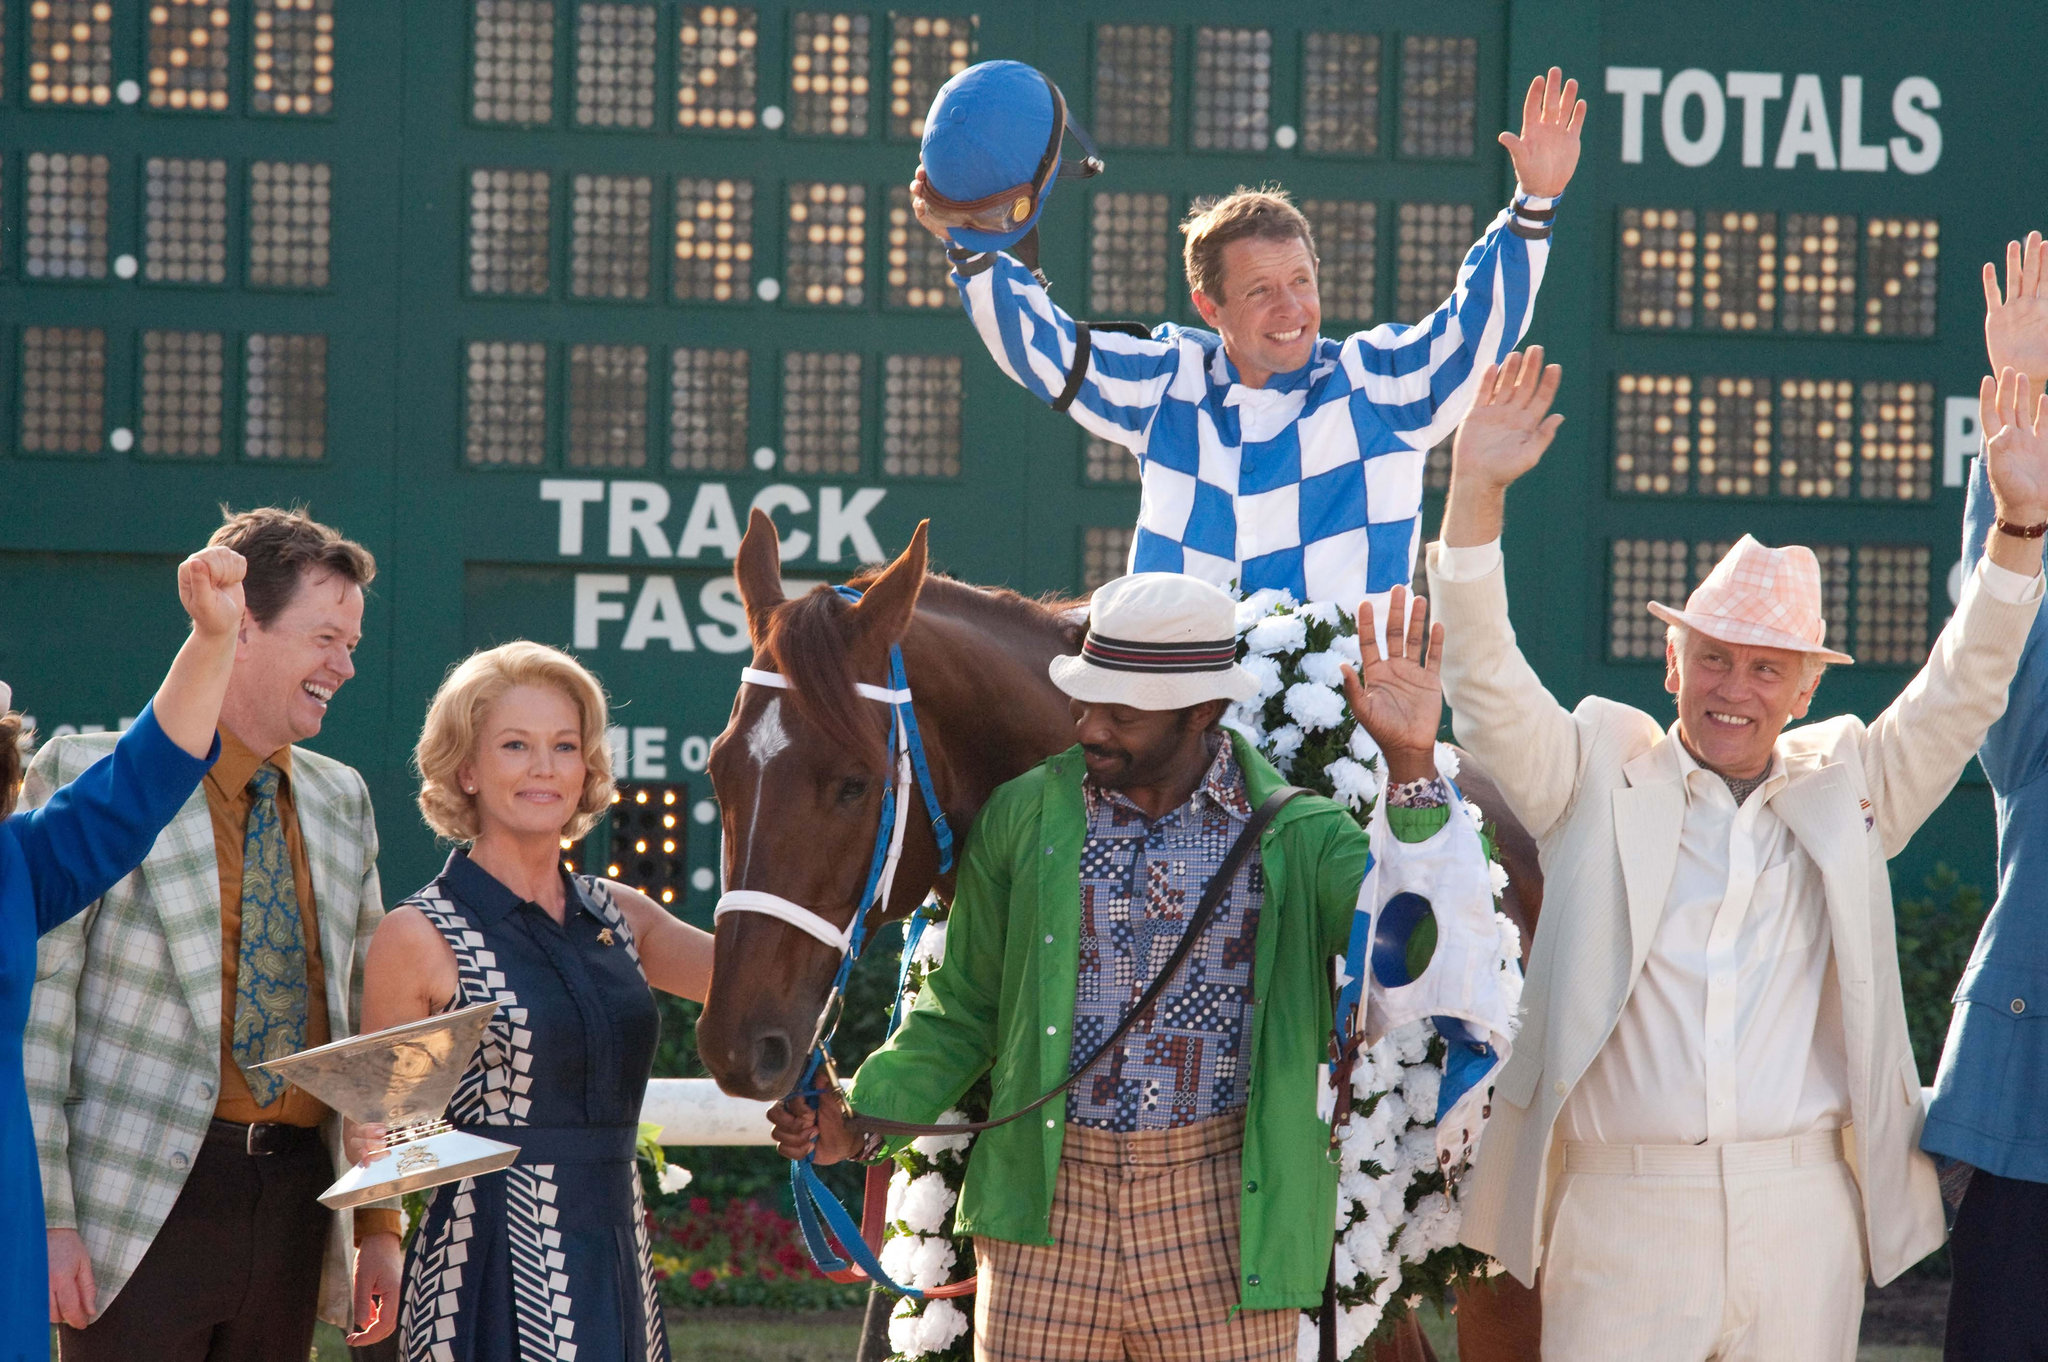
177, 545, 246, 640
1341, 586, 1444, 780
1450, 346, 1565, 491
1985, 232, 2048, 382
1983, 366, 2048, 527
1498, 67, 1585, 199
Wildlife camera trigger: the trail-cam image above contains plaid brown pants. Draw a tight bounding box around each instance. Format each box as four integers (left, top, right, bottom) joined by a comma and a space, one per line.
972, 1113, 1299, 1362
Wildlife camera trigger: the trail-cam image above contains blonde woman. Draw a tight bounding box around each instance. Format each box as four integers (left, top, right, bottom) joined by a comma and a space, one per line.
356, 641, 711, 1362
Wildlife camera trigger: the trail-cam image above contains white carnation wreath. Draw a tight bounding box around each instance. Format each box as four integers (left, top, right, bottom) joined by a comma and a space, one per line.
879, 590, 1522, 1360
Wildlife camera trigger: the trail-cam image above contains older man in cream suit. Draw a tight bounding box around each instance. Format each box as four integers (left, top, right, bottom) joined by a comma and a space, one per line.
1387, 350, 2048, 1361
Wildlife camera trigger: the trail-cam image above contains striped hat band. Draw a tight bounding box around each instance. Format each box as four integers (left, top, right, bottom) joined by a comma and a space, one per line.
1079, 631, 1239, 674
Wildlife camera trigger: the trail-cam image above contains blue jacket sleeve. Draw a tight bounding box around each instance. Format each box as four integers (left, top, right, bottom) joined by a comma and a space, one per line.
948, 247, 1183, 459
9, 702, 216, 935
1337, 192, 1558, 453
1965, 451, 2048, 792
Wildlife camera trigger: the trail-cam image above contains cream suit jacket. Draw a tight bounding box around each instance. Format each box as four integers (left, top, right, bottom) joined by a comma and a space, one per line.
1429, 544, 2038, 1288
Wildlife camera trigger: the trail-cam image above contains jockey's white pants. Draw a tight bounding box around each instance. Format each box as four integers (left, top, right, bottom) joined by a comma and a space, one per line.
1537, 1128, 1866, 1361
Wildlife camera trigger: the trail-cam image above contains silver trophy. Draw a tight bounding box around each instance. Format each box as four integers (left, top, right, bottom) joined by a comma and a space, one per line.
254, 999, 520, 1209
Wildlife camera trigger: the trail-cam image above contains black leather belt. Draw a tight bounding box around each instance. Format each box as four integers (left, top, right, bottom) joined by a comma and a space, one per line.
208, 1117, 324, 1157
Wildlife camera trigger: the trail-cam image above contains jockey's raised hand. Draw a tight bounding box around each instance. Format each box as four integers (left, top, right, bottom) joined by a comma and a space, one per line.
1498, 67, 1585, 199
1341, 585, 1445, 787
1441, 347, 1566, 551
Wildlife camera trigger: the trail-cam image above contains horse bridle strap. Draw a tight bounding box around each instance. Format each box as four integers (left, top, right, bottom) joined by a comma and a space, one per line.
737, 666, 912, 706
846, 784, 1308, 1140
713, 890, 857, 953
715, 661, 941, 958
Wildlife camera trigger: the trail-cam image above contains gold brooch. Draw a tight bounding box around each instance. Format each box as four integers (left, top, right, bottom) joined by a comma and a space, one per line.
597, 927, 616, 946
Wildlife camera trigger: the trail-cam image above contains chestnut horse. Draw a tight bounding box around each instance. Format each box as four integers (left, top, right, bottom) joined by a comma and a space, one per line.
697, 509, 1546, 1359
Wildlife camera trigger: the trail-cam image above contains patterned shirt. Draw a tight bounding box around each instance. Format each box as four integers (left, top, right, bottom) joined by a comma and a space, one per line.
1068, 740, 1264, 1131
946, 192, 1557, 608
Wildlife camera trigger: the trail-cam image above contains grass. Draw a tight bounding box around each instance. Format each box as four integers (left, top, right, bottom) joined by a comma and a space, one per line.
308, 1311, 1942, 1361
311, 1314, 865, 1361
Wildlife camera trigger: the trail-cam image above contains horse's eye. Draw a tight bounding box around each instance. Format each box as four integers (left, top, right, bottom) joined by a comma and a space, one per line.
837, 777, 870, 804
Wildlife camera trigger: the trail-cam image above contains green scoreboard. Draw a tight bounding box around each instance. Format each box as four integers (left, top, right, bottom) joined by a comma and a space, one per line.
1, 0, 2039, 913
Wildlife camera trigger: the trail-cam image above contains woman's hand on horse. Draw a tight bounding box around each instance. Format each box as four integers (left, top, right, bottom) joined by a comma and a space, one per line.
1342, 585, 1446, 786
769, 1095, 859, 1164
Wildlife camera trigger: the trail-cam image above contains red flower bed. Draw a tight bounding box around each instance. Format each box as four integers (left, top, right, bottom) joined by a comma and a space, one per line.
653, 1195, 868, 1310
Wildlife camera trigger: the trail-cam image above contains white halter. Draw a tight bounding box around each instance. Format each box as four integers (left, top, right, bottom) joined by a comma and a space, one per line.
713, 667, 917, 955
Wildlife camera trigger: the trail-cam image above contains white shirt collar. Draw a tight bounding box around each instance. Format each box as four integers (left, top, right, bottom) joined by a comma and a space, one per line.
1669, 723, 1788, 807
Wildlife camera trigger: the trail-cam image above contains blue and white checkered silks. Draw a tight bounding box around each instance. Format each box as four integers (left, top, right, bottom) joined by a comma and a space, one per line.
949, 192, 1558, 612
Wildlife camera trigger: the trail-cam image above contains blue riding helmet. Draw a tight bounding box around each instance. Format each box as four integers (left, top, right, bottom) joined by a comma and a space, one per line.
917, 59, 1102, 254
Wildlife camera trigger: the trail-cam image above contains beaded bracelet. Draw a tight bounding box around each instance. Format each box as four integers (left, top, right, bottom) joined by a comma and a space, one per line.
1386, 776, 1448, 809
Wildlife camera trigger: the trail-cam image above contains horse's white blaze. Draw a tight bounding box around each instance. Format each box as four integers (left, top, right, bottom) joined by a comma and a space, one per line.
734, 696, 789, 883
746, 697, 791, 767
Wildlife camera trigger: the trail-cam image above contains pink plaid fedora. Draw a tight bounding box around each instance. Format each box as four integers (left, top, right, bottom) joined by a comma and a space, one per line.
1647, 534, 1855, 665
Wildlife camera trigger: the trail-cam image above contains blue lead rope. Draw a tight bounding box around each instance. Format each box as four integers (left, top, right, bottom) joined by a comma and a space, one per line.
788, 589, 953, 1295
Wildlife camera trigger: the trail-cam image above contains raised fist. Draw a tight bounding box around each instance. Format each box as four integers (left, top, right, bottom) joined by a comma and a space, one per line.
178, 545, 246, 639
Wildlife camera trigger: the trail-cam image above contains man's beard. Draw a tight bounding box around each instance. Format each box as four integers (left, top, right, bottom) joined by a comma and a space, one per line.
1083, 710, 1203, 790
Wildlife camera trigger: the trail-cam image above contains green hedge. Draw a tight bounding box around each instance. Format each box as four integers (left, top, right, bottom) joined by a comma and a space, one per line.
1895, 864, 1989, 1083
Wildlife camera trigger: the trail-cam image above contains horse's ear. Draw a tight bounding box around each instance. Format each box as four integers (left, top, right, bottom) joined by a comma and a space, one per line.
735, 508, 786, 647
851, 520, 929, 646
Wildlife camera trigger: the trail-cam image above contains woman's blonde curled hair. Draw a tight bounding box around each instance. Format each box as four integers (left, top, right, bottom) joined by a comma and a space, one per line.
415, 641, 615, 843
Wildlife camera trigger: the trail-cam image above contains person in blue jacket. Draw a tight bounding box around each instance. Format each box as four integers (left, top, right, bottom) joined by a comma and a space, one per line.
0, 544, 245, 1362
1923, 229, 2048, 1362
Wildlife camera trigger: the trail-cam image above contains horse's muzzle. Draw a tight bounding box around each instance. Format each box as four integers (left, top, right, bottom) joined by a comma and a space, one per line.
697, 1007, 803, 1101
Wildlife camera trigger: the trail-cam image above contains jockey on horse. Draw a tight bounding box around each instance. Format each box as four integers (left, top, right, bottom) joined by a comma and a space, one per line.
701, 56, 1588, 1362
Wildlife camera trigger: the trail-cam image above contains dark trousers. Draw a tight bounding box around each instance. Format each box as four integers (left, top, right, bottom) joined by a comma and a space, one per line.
59, 1121, 332, 1362
1946, 1167, 2048, 1362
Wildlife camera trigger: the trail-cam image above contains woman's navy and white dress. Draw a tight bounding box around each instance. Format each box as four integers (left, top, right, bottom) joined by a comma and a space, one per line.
398, 851, 669, 1362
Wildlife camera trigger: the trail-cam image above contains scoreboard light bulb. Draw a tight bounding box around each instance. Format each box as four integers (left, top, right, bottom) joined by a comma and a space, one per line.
634, 840, 648, 853
663, 813, 676, 828
663, 790, 677, 804
662, 888, 676, 903
635, 791, 649, 803
662, 840, 676, 853
608, 863, 622, 876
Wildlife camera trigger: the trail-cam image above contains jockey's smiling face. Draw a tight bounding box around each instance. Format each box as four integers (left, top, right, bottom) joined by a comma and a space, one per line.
1191, 235, 1321, 390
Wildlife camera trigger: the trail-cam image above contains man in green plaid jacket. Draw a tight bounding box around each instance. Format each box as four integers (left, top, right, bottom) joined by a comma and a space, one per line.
26, 508, 402, 1360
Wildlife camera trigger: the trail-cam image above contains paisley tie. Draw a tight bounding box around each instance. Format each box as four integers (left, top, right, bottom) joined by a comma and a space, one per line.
233, 765, 309, 1106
